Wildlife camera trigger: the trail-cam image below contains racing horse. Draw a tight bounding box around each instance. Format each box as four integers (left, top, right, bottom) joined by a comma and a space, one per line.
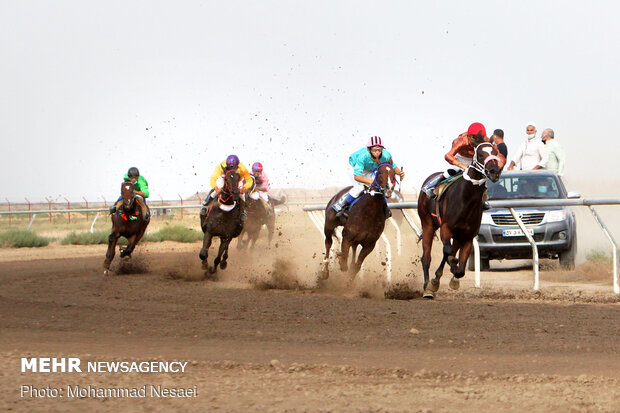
104, 181, 150, 275
237, 181, 284, 249
417, 142, 503, 298
199, 169, 244, 274
322, 162, 397, 279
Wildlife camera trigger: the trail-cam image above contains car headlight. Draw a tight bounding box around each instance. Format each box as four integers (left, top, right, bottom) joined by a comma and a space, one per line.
481, 213, 493, 224
547, 210, 566, 222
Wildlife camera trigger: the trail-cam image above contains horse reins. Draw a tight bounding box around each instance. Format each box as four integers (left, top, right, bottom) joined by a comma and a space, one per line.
219, 169, 237, 203
369, 163, 395, 194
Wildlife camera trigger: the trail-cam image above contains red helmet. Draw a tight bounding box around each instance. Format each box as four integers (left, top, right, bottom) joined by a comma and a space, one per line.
252, 162, 263, 172
467, 122, 487, 138
366, 136, 384, 148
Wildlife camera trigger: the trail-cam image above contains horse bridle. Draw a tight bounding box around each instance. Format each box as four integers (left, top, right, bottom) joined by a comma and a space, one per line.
219, 169, 239, 203
369, 163, 396, 196
465, 143, 501, 185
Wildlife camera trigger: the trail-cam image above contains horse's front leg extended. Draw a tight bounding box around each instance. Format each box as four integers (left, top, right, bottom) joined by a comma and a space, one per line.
430, 226, 454, 290
120, 234, 137, 258
104, 232, 119, 274
339, 237, 351, 272
200, 232, 213, 270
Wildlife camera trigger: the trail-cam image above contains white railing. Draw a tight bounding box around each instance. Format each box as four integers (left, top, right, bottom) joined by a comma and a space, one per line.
303, 198, 620, 294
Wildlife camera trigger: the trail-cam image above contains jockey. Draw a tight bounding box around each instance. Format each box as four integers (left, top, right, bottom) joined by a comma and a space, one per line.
109, 167, 150, 219
200, 154, 254, 216
332, 136, 405, 218
250, 162, 274, 216
421, 122, 506, 201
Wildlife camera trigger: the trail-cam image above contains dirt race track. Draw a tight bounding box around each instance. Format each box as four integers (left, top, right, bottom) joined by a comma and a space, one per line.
1, 211, 619, 412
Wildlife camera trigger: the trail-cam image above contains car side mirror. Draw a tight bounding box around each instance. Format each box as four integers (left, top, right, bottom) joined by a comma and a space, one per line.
566, 191, 581, 199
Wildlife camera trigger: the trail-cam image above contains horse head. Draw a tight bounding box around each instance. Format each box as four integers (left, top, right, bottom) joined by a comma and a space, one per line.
374, 162, 397, 198
223, 169, 241, 202
121, 181, 135, 209
473, 142, 502, 183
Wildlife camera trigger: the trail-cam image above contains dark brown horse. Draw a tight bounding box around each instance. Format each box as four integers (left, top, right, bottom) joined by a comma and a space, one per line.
199, 169, 244, 275
237, 182, 282, 249
104, 181, 150, 275
321, 162, 397, 279
417, 142, 503, 298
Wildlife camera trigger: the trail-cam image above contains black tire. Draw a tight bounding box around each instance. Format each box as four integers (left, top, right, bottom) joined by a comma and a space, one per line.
559, 238, 576, 270
468, 255, 490, 271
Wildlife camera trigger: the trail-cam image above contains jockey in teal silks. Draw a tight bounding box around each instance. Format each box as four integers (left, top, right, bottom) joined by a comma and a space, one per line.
332, 136, 405, 218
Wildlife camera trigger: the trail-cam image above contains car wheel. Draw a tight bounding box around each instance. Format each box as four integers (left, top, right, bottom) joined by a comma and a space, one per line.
559, 238, 577, 270
467, 255, 490, 271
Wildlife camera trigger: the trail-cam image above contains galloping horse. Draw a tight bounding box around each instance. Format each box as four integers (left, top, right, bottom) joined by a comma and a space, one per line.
417, 142, 503, 298
199, 169, 244, 274
237, 181, 280, 249
322, 162, 397, 279
104, 181, 150, 275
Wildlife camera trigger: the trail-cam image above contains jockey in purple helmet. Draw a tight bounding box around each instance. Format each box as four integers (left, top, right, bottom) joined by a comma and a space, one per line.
201, 154, 254, 216
332, 136, 405, 217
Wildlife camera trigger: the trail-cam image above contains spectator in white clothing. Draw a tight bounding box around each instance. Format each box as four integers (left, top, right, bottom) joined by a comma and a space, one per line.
507, 122, 548, 171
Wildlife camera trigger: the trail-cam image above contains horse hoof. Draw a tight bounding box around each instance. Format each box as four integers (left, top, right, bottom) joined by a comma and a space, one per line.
449, 277, 460, 290
199, 250, 206, 260
423, 291, 435, 299
208, 266, 217, 274
428, 279, 440, 293
103, 269, 110, 276
318, 269, 329, 281
220, 261, 227, 270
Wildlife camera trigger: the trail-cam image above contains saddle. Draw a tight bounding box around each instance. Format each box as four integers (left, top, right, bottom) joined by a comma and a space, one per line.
434, 174, 463, 201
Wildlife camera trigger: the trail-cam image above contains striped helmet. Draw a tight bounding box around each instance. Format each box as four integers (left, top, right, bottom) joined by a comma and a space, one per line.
366, 136, 384, 148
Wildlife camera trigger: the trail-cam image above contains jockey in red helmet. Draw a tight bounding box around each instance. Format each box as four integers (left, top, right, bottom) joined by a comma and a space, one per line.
332, 136, 405, 218
249, 162, 274, 216
421, 122, 506, 201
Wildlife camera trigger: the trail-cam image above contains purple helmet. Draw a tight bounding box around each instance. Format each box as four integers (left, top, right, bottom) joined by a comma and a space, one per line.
225, 154, 240, 169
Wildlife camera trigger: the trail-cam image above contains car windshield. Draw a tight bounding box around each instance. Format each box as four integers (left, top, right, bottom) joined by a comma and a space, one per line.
487, 176, 561, 200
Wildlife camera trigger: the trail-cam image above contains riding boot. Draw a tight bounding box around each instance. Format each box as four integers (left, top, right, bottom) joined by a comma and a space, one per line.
332, 193, 355, 217
422, 174, 444, 200
109, 200, 123, 215
200, 189, 217, 217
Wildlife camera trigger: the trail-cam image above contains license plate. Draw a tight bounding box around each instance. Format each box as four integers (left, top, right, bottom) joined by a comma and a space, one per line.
502, 228, 534, 237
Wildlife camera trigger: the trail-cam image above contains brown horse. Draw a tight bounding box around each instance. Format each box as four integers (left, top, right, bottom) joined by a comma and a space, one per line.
237, 182, 279, 249
104, 181, 150, 275
199, 169, 244, 275
417, 142, 503, 298
321, 162, 396, 279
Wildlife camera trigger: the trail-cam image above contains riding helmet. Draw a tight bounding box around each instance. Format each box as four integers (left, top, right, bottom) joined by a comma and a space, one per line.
467, 122, 487, 138
366, 136, 384, 148
225, 154, 240, 170
127, 167, 140, 177
252, 162, 263, 172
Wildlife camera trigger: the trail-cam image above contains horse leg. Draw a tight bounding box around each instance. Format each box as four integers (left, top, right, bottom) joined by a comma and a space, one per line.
339, 237, 351, 272
321, 221, 337, 280
217, 238, 232, 270
199, 232, 213, 271
427, 226, 453, 294
450, 239, 473, 290
213, 237, 231, 271
103, 231, 119, 275
352, 242, 376, 276
120, 234, 137, 258
420, 225, 435, 298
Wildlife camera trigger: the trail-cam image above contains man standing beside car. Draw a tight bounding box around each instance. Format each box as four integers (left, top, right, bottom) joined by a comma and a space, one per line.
507, 122, 548, 171
491, 129, 508, 159
541, 128, 565, 177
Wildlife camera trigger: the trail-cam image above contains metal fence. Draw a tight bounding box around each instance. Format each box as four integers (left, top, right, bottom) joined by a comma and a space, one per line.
303, 198, 620, 294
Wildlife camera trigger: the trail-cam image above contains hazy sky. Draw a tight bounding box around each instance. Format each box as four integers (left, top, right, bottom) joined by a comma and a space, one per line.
2, 0, 620, 202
